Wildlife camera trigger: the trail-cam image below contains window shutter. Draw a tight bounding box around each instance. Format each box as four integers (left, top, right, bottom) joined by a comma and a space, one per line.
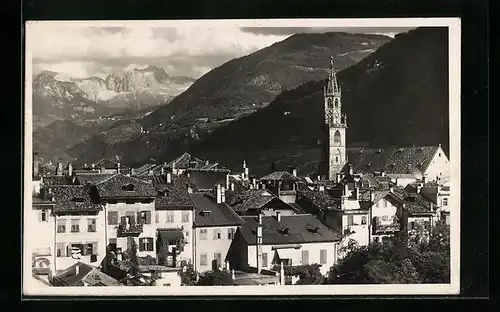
137, 212, 142, 224
148, 238, 153, 251
146, 211, 151, 224
93, 242, 98, 255
120, 216, 126, 226
138, 238, 144, 251
66, 244, 71, 258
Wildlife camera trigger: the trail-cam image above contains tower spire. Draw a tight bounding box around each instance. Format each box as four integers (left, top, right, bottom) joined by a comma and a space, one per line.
328, 56, 340, 94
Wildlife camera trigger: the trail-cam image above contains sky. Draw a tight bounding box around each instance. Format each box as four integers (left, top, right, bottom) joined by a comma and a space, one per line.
28, 23, 415, 80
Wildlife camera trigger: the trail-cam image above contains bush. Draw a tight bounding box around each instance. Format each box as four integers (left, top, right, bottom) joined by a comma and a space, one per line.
197, 269, 234, 286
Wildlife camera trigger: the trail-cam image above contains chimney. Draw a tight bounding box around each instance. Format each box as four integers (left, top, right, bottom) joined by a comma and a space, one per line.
280, 262, 285, 285
172, 162, 176, 175
68, 163, 73, 176
370, 191, 375, 203
336, 173, 342, 183
117, 162, 121, 174
258, 214, 262, 225
349, 165, 353, 176
252, 178, 257, 188
343, 183, 349, 196
244, 167, 249, 181
75, 264, 80, 276
225, 261, 230, 271
381, 170, 386, 177
92, 163, 95, 169
319, 184, 325, 192
216, 184, 222, 204
317, 175, 321, 181
276, 211, 281, 222
33, 153, 39, 178
355, 187, 360, 200
230, 182, 235, 191
243, 160, 247, 170
221, 186, 226, 203
166, 172, 172, 184
241, 172, 245, 180
161, 167, 165, 175
187, 186, 193, 194
56, 163, 63, 176
292, 168, 297, 177
256, 223, 263, 273
232, 269, 235, 280
225, 174, 230, 189
206, 160, 210, 166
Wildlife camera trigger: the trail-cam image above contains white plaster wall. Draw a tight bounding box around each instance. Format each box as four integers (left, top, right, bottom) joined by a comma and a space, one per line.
424, 147, 450, 183
155, 210, 194, 262
194, 226, 238, 273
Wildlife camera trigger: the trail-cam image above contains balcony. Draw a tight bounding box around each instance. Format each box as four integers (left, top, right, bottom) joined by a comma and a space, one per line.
117, 223, 144, 236
372, 216, 400, 234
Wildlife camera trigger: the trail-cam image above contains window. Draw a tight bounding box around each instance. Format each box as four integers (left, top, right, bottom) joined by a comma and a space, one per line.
108, 211, 118, 225
320, 249, 327, 264
262, 253, 268, 268
86, 242, 97, 256
87, 219, 97, 232
347, 215, 354, 226
333, 130, 341, 143
409, 221, 415, 230
56, 243, 65, 257
361, 216, 367, 225
443, 198, 448, 207
213, 228, 222, 240
374, 237, 380, 242
125, 199, 135, 204
227, 228, 235, 240
138, 211, 151, 224
334, 98, 339, 108
328, 98, 333, 108
301, 250, 309, 265
184, 231, 189, 244
41, 210, 48, 222
57, 219, 66, 233
71, 219, 80, 233
200, 229, 207, 240
139, 238, 154, 251
335, 156, 339, 163
200, 253, 208, 266
167, 212, 175, 223
383, 199, 387, 208
182, 211, 190, 223
214, 253, 222, 267
122, 183, 135, 191
424, 221, 430, 230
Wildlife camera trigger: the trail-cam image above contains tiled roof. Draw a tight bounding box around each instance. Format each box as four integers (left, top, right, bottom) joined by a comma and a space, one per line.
75, 173, 116, 185
187, 170, 229, 190
239, 215, 342, 246
154, 177, 196, 210
286, 203, 308, 214
42, 175, 76, 186
132, 163, 158, 175
228, 176, 252, 192
191, 193, 244, 227
96, 174, 156, 198
260, 171, 300, 182
347, 146, 440, 175
231, 189, 279, 213
390, 187, 435, 214
358, 173, 393, 190
94, 158, 124, 169
51, 185, 102, 213
53, 262, 94, 286
32, 196, 55, 207
296, 184, 339, 210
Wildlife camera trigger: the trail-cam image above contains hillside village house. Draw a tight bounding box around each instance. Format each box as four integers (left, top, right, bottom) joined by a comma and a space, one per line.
50, 185, 106, 272
97, 174, 158, 260
226, 188, 301, 217
145, 173, 196, 267
260, 170, 301, 204
191, 185, 244, 273
346, 145, 450, 187
369, 190, 404, 243
227, 213, 342, 277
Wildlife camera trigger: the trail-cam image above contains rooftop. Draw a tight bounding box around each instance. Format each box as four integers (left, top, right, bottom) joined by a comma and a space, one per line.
239, 214, 342, 246
260, 171, 300, 182
96, 174, 157, 198
51, 185, 102, 214
347, 146, 442, 175
297, 184, 339, 210
191, 193, 244, 227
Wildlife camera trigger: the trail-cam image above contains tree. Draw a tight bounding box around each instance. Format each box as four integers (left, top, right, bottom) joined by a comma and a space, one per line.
179, 264, 198, 286
327, 220, 450, 284
289, 264, 325, 285
197, 269, 234, 286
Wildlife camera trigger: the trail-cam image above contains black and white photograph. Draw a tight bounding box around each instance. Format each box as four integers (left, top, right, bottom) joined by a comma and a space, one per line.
23, 18, 461, 296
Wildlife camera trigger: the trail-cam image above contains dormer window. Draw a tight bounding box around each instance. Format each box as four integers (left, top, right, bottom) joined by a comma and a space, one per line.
73, 197, 85, 203
200, 210, 211, 216
122, 183, 135, 191
306, 224, 319, 234
277, 224, 289, 235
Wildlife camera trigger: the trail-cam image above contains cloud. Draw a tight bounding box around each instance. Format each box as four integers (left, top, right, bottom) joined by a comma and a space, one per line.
28, 23, 290, 79
239, 26, 416, 37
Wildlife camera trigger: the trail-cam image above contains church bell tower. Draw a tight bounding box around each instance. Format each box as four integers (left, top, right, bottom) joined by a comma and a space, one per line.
324, 56, 347, 180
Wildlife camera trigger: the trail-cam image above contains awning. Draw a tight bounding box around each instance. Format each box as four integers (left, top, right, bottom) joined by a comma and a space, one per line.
275, 248, 297, 261
158, 229, 184, 244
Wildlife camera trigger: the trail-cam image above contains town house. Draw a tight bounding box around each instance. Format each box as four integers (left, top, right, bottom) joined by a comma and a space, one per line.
31, 188, 56, 276
227, 213, 342, 276
191, 184, 244, 273
259, 169, 301, 204
50, 185, 106, 273
369, 190, 404, 243
146, 173, 196, 267
97, 174, 158, 260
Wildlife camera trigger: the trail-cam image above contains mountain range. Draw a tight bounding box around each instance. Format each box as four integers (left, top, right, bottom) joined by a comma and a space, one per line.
32, 65, 195, 126
62, 32, 392, 166
34, 27, 450, 177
